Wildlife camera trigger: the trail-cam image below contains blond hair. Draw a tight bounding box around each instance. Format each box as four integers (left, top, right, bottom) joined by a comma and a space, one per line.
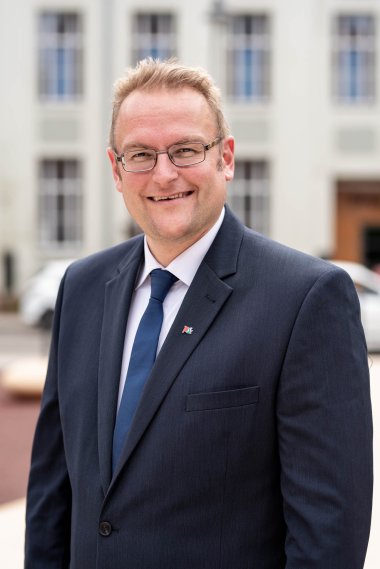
109, 58, 229, 148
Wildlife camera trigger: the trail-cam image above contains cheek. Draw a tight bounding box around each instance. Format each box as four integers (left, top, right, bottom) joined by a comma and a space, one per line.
122, 187, 147, 218
120, 179, 138, 201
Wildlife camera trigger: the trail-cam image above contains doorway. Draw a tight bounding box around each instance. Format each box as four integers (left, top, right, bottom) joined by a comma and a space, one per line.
335, 180, 380, 267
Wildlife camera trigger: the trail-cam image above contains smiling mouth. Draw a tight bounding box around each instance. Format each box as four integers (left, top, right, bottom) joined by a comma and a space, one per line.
149, 191, 193, 202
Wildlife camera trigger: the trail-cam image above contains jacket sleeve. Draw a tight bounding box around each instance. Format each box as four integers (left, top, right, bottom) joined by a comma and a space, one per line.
25, 274, 72, 568
277, 267, 373, 569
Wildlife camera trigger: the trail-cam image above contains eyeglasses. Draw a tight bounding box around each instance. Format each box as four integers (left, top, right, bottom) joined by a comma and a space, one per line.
114, 137, 221, 173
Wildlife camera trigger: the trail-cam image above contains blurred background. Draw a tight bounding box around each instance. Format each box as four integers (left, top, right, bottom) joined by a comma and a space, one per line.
0, 0, 379, 567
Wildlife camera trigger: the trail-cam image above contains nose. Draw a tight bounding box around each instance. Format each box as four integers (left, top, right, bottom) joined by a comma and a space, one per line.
151, 152, 179, 185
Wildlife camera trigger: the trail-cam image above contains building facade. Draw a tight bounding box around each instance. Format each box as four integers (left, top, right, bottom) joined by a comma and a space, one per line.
1, 0, 380, 298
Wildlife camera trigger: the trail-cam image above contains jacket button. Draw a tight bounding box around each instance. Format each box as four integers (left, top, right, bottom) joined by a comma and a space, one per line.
99, 521, 112, 536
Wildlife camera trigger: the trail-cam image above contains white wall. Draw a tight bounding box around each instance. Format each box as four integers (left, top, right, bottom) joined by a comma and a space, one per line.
1, 0, 380, 294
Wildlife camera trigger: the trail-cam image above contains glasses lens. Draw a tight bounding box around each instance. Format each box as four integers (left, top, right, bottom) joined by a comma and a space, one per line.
124, 149, 156, 171
169, 143, 205, 166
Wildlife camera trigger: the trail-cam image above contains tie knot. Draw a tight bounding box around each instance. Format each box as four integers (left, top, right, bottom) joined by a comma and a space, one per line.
150, 269, 177, 303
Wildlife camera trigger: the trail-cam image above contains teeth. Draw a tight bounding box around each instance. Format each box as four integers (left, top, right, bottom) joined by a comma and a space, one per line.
152, 193, 184, 202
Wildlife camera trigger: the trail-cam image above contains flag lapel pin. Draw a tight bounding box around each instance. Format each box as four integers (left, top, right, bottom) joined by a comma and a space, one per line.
182, 325, 193, 335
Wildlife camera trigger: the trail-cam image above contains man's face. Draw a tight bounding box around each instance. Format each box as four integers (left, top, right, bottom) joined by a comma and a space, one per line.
108, 87, 234, 262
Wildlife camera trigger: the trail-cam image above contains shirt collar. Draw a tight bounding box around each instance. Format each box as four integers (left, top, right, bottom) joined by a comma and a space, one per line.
136, 207, 225, 289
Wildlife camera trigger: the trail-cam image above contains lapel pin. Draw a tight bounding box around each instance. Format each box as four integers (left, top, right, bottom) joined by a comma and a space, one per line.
182, 325, 193, 335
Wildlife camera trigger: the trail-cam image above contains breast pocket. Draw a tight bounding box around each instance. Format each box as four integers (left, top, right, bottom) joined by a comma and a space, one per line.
186, 386, 260, 412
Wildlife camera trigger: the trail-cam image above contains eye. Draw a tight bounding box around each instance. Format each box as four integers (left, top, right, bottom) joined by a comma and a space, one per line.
171, 144, 203, 158
177, 147, 196, 156
126, 149, 155, 163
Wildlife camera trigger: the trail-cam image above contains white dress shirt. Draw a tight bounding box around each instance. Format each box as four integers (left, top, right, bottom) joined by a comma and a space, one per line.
117, 207, 225, 408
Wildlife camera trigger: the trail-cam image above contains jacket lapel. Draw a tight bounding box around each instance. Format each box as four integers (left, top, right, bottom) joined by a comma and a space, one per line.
110, 207, 244, 485
98, 238, 144, 494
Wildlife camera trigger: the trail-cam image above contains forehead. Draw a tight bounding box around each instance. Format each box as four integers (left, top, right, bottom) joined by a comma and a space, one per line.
114, 87, 216, 147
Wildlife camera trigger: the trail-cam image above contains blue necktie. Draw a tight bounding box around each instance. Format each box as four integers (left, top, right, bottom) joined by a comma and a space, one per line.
112, 269, 177, 473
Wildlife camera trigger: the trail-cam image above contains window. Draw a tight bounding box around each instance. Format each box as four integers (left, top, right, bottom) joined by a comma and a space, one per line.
132, 13, 176, 63
39, 160, 82, 248
38, 12, 83, 101
333, 15, 376, 103
227, 15, 270, 102
229, 160, 270, 235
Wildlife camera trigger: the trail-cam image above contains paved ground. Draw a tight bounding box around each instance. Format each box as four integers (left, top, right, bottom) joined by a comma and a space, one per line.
0, 312, 50, 364
0, 313, 378, 567
0, 314, 49, 504
0, 383, 40, 503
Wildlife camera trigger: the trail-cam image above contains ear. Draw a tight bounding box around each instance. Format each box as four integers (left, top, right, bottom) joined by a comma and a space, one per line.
107, 147, 123, 192
222, 136, 234, 181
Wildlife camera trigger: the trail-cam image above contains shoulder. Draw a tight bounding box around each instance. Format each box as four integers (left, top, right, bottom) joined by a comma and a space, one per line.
219, 206, 343, 288
233, 227, 358, 313
237, 229, 364, 348
64, 235, 144, 285
241, 226, 345, 286
215, 206, 352, 295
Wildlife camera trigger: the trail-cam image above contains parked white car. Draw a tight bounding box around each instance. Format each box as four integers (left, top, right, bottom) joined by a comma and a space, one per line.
331, 260, 380, 352
20, 259, 74, 329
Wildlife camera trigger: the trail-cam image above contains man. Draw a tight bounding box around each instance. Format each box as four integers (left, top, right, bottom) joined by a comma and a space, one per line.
25, 58, 373, 569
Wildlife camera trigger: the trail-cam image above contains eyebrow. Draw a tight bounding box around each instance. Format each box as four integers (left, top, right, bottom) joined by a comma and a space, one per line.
123, 143, 153, 151
122, 137, 207, 151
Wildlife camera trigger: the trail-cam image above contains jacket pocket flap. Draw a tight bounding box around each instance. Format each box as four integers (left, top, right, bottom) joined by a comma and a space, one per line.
186, 386, 260, 411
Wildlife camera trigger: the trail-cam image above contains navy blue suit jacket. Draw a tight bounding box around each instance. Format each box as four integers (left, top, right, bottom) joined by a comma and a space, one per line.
25, 206, 373, 568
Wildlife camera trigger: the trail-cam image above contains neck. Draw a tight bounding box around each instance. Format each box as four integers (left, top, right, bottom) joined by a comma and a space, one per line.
146, 241, 193, 267
145, 207, 225, 266
146, 232, 209, 267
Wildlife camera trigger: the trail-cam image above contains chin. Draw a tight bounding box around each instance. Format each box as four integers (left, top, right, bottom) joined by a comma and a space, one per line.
158, 230, 191, 243
155, 225, 198, 244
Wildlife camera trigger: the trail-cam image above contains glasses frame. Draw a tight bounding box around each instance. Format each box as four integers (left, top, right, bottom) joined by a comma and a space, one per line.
113, 137, 222, 173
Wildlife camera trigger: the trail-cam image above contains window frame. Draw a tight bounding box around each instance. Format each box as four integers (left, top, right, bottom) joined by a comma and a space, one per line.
332, 12, 377, 105
229, 159, 270, 236
38, 158, 83, 249
37, 10, 84, 102
226, 13, 271, 103
131, 12, 177, 64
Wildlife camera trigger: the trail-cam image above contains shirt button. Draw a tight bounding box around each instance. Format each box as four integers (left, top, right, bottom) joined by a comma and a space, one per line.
99, 521, 112, 536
